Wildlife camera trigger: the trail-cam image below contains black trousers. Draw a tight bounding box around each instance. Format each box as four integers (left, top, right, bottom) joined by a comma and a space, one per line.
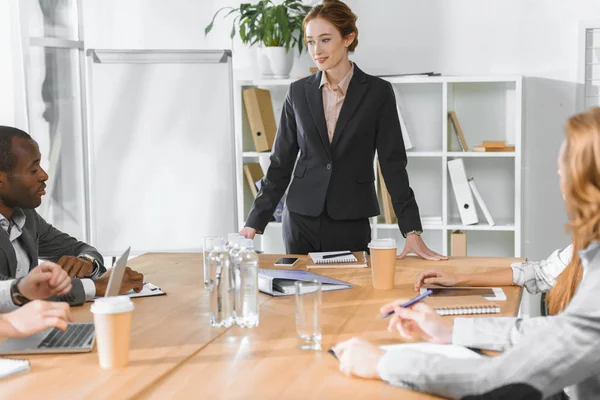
282, 208, 371, 254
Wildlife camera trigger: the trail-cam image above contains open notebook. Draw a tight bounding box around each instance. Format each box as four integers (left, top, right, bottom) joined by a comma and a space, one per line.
259, 269, 352, 296
424, 296, 501, 316
0, 357, 30, 379
307, 251, 368, 269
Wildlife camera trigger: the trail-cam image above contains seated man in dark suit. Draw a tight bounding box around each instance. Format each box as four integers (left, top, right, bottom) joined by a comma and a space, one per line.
0, 126, 143, 309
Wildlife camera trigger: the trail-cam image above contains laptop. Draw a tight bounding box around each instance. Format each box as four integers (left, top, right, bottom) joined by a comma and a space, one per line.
0, 247, 131, 355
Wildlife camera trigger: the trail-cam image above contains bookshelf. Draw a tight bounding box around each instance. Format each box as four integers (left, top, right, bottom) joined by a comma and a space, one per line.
234, 75, 522, 257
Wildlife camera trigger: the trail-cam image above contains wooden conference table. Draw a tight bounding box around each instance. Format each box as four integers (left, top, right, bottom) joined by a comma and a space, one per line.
1, 253, 523, 400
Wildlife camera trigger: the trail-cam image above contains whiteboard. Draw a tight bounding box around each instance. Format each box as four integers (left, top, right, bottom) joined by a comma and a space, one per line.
84, 50, 237, 256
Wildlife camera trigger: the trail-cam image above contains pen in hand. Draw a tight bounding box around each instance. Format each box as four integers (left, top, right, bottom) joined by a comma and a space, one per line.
381, 289, 434, 319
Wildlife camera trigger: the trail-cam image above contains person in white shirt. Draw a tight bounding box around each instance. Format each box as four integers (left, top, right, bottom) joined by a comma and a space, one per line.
414, 245, 572, 298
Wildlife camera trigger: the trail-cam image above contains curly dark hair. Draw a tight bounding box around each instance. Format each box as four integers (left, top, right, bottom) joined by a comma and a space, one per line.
0, 126, 33, 173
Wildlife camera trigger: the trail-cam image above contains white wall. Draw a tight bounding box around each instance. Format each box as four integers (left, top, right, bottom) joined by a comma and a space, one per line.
7, 0, 600, 309
79, 0, 600, 263
0, 0, 15, 126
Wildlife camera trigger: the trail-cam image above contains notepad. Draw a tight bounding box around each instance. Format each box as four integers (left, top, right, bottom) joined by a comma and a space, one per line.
88, 282, 166, 301
0, 357, 30, 379
307, 251, 368, 269
309, 251, 358, 264
424, 296, 501, 316
380, 343, 482, 359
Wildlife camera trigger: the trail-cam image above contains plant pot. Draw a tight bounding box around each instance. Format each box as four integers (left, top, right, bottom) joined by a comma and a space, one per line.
259, 46, 294, 79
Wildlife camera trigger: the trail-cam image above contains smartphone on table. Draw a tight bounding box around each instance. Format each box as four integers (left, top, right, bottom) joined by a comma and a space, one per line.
274, 257, 299, 267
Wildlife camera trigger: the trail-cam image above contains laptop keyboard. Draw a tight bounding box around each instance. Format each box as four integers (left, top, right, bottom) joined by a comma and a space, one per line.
38, 324, 95, 349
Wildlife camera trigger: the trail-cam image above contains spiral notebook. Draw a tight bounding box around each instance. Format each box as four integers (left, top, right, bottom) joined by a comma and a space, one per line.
424, 296, 501, 316
0, 357, 30, 379
307, 251, 368, 269
308, 251, 360, 266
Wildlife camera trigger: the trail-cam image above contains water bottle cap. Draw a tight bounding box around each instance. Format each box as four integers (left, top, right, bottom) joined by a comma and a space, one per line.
243, 238, 254, 249
213, 238, 226, 248
227, 233, 241, 245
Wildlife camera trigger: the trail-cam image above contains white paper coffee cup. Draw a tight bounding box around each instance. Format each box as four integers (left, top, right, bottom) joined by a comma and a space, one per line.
368, 239, 397, 289
91, 296, 134, 369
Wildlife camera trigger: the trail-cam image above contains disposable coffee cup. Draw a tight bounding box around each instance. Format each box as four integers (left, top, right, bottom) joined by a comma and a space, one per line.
368, 238, 397, 289
91, 296, 134, 369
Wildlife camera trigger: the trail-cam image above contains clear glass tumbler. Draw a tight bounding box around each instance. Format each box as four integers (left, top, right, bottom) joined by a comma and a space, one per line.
295, 280, 322, 350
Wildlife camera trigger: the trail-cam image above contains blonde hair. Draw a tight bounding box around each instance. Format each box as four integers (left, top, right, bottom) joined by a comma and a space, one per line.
546, 107, 600, 314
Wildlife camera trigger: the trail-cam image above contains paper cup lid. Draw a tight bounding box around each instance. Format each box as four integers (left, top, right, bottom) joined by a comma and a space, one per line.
368, 238, 397, 250
91, 296, 134, 314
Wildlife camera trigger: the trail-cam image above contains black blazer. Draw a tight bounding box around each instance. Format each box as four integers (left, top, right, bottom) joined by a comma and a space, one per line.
246, 64, 422, 234
0, 209, 105, 306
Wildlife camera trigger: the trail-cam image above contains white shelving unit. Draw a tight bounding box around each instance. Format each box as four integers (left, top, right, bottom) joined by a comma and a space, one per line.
234, 75, 522, 257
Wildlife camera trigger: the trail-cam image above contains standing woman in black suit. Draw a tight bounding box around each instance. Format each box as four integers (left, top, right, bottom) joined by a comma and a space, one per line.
240, 0, 446, 260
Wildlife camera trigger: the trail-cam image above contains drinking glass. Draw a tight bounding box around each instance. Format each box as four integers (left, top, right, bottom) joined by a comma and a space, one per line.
295, 280, 322, 350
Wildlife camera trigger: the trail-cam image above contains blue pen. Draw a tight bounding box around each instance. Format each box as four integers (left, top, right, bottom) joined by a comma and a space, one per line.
381, 289, 434, 319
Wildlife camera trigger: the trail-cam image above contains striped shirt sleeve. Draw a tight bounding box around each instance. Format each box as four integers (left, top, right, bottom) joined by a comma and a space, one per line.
511, 244, 572, 294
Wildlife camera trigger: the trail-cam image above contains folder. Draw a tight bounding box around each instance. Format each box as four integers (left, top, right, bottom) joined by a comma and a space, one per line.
258, 269, 352, 296
448, 111, 468, 151
468, 178, 496, 226
447, 159, 478, 225
243, 88, 277, 152
243, 163, 264, 197
377, 163, 397, 224
393, 88, 414, 150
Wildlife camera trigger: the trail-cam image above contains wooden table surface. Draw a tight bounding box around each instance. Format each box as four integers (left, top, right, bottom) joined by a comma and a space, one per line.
1, 253, 523, 400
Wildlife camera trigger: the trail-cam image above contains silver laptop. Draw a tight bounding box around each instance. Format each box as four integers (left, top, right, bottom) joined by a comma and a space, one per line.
0, 247, 131, 355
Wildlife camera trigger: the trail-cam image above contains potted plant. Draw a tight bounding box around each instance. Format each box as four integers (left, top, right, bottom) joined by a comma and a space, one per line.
205, 0, 312, 78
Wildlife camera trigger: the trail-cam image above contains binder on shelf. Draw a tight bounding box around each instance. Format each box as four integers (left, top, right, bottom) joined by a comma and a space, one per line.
242, 88, 277, 152
447, 159, 478, 225
377, 163, 397, 224
393, 88, 414, 150
398, 106, 414, 150
243, 163, 264, 197
450, 230, 467, 256
448, 111, 468, 151
468, 178, 496, 226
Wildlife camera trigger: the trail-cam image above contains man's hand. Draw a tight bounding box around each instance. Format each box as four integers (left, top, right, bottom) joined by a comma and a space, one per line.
398, 234, 448, 261
414, 269, 461, 291
1, 300, 72, 338
57, 255, 93, 278
333, 337, 386, 380
239, 227, 257, 240
380, 300, 453, 344
94, 267, 144, 297
18, 262, 72, 300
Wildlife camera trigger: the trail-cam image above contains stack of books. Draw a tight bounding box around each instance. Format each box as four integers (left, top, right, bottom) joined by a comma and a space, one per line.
472, 141, 515, 152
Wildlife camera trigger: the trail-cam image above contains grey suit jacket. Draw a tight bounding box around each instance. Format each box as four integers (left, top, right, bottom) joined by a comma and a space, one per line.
0, 209, 105, 306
